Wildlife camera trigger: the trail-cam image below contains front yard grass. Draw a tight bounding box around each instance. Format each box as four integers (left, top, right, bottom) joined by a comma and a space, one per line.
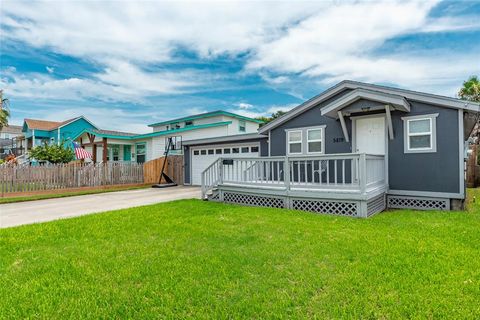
1, 191, 480, 318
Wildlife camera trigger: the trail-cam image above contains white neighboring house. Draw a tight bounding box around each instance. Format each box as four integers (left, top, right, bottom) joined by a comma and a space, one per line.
74, 110, 263, 163
148, 110, 263, 158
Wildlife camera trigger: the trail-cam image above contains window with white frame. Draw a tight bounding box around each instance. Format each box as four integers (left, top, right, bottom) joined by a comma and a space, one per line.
307, 128, 323, 154
403, 114, 438, 153
287, 130, 302, 154
239, 120, 246, 132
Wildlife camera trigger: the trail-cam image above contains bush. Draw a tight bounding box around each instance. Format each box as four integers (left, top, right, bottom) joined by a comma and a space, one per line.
29, 142, 75, 164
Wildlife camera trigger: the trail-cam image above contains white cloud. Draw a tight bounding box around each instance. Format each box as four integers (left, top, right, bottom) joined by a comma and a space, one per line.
421, 16, 480, 33
228, 103, 295, 119
1, 0, 479, 103
235, 102, 253, 110
244, 0, 480, 95
0, 1, 323, 63
0, 62, 210, 103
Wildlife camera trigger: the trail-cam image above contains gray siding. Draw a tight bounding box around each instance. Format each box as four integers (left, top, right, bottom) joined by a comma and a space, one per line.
267, 92, 461, 195
270, 90, 354, 156
183, 146, 191, 184
388, 101, 459, 193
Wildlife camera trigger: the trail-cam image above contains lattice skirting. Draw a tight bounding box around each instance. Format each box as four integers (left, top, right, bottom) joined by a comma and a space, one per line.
208, 191, 220, 201
291, 198, 358, 217
223, 192, 285, 208
367, 194, 386, 217
387, 195, 450, 211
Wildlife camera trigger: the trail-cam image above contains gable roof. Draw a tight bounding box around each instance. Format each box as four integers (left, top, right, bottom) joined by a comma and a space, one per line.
0, 125, 23, 134
23, 116, 97, 131
90, 129, 137, 137
24, 119, 63, 131
321, 88, 411, 118
259, 80, 480, 134
148, 110, 264, 127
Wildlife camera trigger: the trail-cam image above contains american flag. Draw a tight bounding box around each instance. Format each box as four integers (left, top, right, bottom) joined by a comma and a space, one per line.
72, 141, 92, 160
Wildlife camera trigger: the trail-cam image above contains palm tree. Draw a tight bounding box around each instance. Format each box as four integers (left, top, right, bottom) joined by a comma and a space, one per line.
0, 90, 10, 131
459, 75, 480, 102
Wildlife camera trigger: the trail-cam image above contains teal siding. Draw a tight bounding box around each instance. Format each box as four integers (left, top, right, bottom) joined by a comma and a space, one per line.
23, 117, 96, 146
57, 118, 96, 145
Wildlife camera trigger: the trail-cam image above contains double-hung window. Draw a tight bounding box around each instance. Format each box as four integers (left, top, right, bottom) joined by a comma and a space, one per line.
307, 128, 323, 154
287, 130, 302, 154
239, 120, 246, 132
287, 126, 325, 155
403, 114, 438, 153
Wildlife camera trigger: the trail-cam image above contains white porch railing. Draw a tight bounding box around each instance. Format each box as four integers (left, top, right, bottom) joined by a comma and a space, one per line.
201, 153, 386, 199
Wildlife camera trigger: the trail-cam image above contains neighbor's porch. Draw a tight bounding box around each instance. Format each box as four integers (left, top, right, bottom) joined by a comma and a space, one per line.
201, 153, 387, 217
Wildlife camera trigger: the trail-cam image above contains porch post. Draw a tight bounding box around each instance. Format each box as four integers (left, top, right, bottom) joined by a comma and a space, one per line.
385, 105, 394, 140
102, 138, 108, 163
337, 111, 350, 142
92, 144, 97, 163
284, 156, 290, 190
283, 157, 290, 208
359, 153, 367, 194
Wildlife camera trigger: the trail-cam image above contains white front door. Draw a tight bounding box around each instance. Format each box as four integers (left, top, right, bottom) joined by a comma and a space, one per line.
355, 116, 386, 155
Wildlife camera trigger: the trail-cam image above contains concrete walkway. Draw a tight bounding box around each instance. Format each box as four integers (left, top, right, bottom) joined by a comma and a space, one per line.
0, 186, 201, 229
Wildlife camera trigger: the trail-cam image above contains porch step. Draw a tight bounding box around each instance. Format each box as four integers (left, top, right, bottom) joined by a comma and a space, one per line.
206, 188, 220, 201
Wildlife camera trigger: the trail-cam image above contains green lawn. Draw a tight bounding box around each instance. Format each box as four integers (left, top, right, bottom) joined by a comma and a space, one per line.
1, 192, 480, 318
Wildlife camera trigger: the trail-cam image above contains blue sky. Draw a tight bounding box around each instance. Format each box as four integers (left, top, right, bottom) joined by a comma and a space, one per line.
1, 0, 479, 133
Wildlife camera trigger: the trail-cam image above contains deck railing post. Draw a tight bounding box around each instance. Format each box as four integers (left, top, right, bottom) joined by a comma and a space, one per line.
218, 158, 223, 185
359, 153, 367, 194
284, 156, 290, 191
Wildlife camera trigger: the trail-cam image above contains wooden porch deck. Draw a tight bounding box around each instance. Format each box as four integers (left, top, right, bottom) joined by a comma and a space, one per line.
201, 153, 388, 217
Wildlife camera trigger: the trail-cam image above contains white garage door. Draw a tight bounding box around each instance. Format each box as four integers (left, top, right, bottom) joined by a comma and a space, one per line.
191, 143, 260, 185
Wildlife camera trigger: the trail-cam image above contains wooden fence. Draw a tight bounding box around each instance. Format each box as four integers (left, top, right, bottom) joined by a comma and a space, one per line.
0, 162, 144, 195
143, 155, 183, 184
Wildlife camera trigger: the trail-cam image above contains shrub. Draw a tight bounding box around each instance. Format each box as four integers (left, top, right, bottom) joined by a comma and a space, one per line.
29, 142, 75, 164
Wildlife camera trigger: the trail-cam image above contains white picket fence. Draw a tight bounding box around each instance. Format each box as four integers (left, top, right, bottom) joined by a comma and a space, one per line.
0, 162, 144, 194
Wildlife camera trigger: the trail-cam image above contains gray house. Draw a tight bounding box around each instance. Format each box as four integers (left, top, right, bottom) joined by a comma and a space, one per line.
185, 80, 480, 217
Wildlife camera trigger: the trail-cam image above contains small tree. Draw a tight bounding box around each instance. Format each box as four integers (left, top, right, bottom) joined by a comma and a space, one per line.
256, 110, 288, 126
0, 90, 10, 131
459, 75, 480, 102
29, 142, 75, 164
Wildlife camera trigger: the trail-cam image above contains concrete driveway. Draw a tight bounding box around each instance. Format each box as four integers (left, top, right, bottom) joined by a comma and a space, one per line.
0, 186, 201, 229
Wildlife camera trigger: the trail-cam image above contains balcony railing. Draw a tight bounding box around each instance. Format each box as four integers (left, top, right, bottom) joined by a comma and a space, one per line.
201, 153, 386, 199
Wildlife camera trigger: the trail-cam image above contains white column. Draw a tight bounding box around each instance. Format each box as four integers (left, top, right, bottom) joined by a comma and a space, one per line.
32, 130, 36, 147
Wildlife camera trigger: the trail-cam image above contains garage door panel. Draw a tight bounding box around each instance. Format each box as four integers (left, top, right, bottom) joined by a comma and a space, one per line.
191, 143, 259, 185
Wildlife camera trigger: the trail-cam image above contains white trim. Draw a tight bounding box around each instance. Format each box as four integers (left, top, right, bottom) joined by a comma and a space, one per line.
57, 128, 61, 145
402, 113, 438, 153
57, 116, 98, 130
388, 189, 464, 199
321, 88, 410, 117
32, 129, 35, 147
306, 127, 324, 154
286, 129, 303, 155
